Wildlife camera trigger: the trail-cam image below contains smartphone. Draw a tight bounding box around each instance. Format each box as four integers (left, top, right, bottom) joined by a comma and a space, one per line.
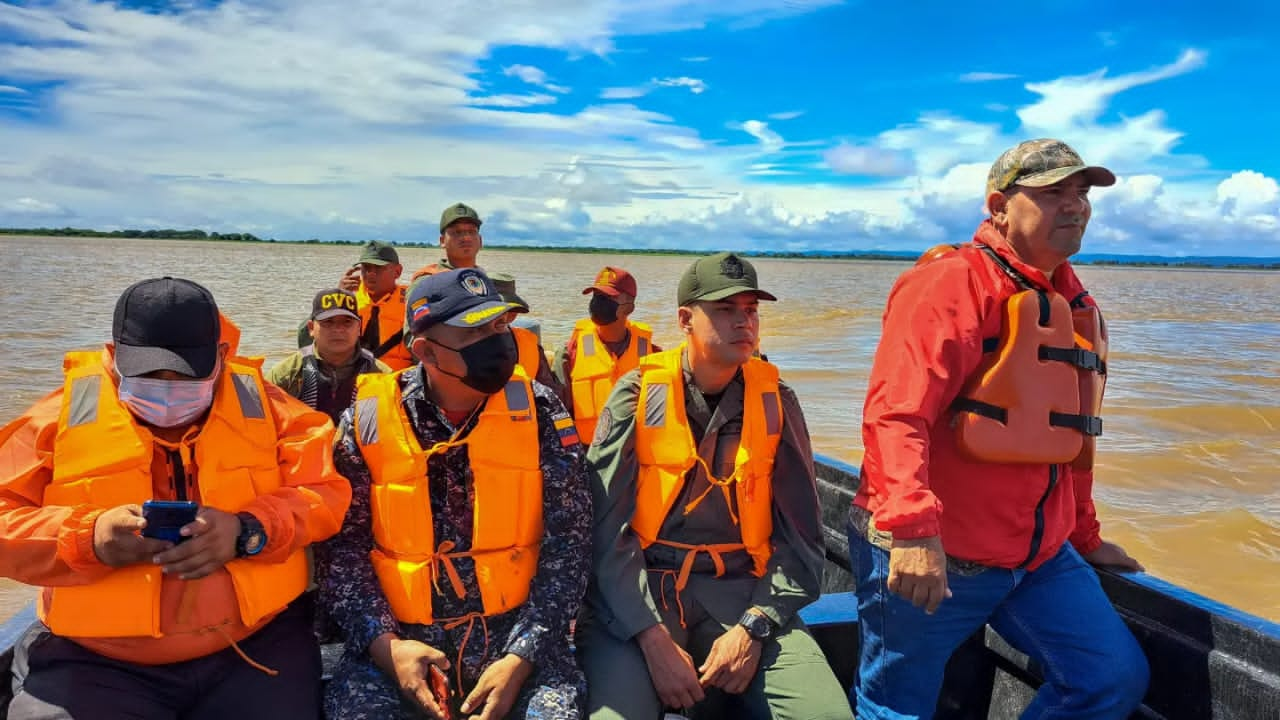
427, 664, 455, 720
141, 500, 199, 544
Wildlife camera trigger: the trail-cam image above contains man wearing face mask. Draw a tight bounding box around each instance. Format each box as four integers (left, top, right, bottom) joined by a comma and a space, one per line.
321, 268, 591, 720
0, 277, 352, 720
553, 266, 658, 447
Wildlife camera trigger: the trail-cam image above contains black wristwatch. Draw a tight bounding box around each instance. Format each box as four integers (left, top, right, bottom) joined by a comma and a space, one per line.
737, 610, 775, 642
235, 512, 267, 558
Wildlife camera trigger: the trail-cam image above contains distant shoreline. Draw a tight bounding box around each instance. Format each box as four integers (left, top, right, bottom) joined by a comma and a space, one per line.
4, 227, 1277, 270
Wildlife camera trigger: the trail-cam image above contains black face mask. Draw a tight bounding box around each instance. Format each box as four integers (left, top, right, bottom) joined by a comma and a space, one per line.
589, 293, 620, 326
426, 331, 518, 394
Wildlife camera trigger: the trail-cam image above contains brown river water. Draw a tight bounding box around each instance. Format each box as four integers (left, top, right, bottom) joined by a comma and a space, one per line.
1, 235, 1277, 622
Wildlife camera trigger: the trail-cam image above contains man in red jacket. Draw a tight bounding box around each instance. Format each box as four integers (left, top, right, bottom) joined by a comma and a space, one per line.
850, 139, 1149, 719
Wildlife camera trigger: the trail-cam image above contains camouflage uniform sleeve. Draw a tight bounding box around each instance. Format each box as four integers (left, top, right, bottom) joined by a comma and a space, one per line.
501, 384, 591, 665
264, 352, 303, 398
748, 382, 825, 627
320, 406, 403, 653
584, 370, 663, 642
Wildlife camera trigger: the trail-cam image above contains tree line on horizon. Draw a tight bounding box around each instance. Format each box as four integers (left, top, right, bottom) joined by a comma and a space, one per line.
2, 226, 1276, 269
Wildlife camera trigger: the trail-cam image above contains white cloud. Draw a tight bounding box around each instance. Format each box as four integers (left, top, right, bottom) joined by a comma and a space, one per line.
654, 76, 707, 94
600, 86, 649, 99
2, 196, 65, 216
0, 85, 28, 94
1217, 170, 1280, 219
681, 56, 710, 62
503, 64, 569, 93
469, 93, 559, 108
959, 72, 1018, 83
738, 120, 784, 152
769, 110, 804, 120
824, 144, 915, 177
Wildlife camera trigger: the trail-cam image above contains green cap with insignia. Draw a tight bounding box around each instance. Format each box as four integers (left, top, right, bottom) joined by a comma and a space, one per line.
440, 202, 483, 232
677, 252, 778, 306
357, 240, 399, 266
986, 138, 1116, 195
488, 272, 529, 313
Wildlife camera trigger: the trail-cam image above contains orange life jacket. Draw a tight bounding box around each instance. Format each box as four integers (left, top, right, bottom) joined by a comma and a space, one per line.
356, 284, 414, 371
353, 368, 543, 625
41, 352, 309, 638
946, 245, 1108, 468
512, 326, 541, 378
569, 319, 652, 443
631, 346, 782, 584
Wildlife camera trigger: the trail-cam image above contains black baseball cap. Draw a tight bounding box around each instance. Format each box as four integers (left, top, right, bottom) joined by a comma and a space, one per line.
112, 277, 221, 378
311, 288, 360, 321
406, 268, 516, 333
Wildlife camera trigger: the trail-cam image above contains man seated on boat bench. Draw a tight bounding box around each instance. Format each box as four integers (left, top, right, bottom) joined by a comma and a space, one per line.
577, 252, 853, 720
0, 277, 352, 720
552, 266, 659, 450
305, 240, 415, 372
410, 202, 486, 281
319, 268, 591, 720
850, 139, 1150, 719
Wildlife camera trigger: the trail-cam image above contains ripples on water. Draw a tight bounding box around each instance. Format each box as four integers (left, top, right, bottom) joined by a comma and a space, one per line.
0, 237, 1277, 621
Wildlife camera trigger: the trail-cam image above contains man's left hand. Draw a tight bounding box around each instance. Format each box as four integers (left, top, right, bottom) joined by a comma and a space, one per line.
1083, 540, 1145, 572
460, 653, 533, 720
153, 507, 241, 579
697, 625, 762, 695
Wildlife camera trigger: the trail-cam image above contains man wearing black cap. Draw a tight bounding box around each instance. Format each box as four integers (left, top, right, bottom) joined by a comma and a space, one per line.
0, 277, 352, 719
321, 268, 590, 720
578, 253, 851, 720
269, 288, 391, 425
410, 202, 485, 281
850, 139, 1148, 718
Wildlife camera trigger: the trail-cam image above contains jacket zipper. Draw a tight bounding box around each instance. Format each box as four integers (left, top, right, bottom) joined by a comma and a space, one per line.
168, 449, 189, 501
1018, 464, 1058, 569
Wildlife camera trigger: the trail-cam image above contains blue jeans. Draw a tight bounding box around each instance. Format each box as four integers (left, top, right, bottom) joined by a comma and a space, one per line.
848, 528, 1149, 720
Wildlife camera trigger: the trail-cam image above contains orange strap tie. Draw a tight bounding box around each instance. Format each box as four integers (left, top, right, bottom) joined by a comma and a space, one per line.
173, 579, 279, 676
647, 538, 747, 628
683, 456, 742, 525
430, 541, 469, 600
441, 611, 491, 696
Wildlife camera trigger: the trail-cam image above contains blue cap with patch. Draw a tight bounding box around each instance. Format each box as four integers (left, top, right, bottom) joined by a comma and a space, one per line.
406, 268, 516, 333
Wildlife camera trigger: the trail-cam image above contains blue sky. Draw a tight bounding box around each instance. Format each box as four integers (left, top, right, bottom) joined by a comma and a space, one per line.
1, 0, 1278, 256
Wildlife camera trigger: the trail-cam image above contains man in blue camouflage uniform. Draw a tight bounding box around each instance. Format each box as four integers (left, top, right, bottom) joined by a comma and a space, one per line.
321, 268, 590, 720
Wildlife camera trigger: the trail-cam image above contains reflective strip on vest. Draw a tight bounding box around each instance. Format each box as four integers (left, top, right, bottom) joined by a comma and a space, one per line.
504, 380, 531, 414
67, 375, 100, 428
356, 397, 380, 445
643, 383, 668, 428
231, 373, 266, 419
761, 391, 780, 436
581, 334, 597, 357
638, 336, 650, 357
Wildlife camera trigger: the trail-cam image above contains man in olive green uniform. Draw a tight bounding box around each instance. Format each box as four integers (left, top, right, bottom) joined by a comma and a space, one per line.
577, 253, 852, 720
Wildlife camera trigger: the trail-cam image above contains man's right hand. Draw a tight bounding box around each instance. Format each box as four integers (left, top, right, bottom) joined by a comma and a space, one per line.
338, 266, 362, 292
92, 504, 172, 567
369, 633, 451, 720
636, 623, 704, 710
888, 535, 952, 614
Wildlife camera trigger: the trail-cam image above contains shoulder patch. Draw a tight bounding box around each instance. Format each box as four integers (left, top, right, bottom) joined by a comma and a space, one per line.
593, 407, 614, 445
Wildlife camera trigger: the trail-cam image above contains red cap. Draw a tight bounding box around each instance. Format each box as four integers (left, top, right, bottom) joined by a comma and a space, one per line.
581, 266, 637, 298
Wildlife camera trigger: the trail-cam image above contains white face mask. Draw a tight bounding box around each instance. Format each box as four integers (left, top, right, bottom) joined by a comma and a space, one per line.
117, 363, 220, 428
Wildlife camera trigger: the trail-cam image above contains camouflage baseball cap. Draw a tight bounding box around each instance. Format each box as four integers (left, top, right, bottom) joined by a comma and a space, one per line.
357, 240, 399, 266
986, 139, 1116, 195
488, 271, 529, 313
440, 202, 483, 232
677, 252, 777, 306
